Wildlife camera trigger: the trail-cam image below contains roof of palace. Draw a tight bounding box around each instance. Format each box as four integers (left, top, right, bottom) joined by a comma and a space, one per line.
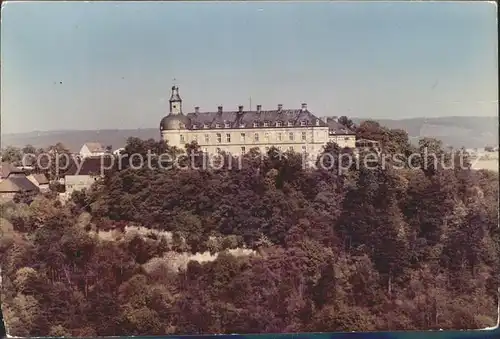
160, 107, 331, 131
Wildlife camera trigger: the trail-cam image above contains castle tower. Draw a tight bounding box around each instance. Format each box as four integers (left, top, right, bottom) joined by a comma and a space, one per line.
169, 86, 182, 115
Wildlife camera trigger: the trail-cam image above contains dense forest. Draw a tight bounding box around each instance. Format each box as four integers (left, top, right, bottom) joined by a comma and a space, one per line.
1, 120, 499, 336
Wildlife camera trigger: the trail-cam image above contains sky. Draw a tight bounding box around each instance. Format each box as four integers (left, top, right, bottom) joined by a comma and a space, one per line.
1, 1, 498, 135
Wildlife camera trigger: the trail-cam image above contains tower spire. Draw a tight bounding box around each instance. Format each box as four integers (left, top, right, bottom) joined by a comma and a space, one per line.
169, 83, 182, 115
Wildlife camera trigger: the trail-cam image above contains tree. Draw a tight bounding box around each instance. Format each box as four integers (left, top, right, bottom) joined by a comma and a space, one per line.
338, 116, 355, 130
1, 146, 23, 165
1, 132, 498, 334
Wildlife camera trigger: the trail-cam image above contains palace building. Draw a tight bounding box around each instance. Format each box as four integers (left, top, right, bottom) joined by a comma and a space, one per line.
160, 86, 356, 157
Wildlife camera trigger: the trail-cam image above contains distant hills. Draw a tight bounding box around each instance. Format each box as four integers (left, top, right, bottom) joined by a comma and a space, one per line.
353, 116, 498, 149
1, 116, 498, 152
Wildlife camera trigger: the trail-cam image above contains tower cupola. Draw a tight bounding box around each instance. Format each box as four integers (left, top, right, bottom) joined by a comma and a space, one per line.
169, 86, 182, 115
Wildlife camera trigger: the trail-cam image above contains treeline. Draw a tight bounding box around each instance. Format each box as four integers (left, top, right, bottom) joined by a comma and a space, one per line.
0, 121, 499, 336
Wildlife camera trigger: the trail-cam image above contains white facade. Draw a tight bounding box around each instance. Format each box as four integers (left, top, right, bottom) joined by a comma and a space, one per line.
64, 174, 101, 194
328, 134, 356, 149
161, 126, 332, 158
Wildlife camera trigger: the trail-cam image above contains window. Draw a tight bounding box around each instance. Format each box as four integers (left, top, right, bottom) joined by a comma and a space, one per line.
241, 133, 246, 142
264, 122, 269, 127
180, 135, 185, 143
226, 133, 231, 142
224, 121, 230, 128
254, 133, 259, 142
203, 124, 208, 129
216, 147, 221, 153
344, 137, 350, 141
239, 123, 245, 128
241, 147, 246, 154
276, 121, 282, 127
301, 132, 307, 141
253, 121, 259, 127
204, 134, 210, 143
215, 123, 221, 128
289, 132, 294, 141
287, 121, 293, 127
192, 124, 197, 129
289, 146, 294, 151
203, 148, 208, 153
302, 145, 307, 152
193, 135, 198, 142
300, 120, 306, 126
264, 132, 270, 141
216, 133, 222, 143
277, 133, 282, 141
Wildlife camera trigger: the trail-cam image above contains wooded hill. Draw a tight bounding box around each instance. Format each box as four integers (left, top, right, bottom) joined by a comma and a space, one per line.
0, 120, 498, 336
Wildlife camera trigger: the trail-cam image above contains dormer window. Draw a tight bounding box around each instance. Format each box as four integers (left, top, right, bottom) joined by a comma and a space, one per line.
239, 122, 245, 128
253, 121, 259, 127
224, 121, 230, 128
287, 121, 293, 127
300, 120, 306, 126
315, 119, 320, 126
203, 124, 208, 129
215, 123, 221, 128
192, 124, 198, 129
276, 121, 282, 127
263, 121, 269, 127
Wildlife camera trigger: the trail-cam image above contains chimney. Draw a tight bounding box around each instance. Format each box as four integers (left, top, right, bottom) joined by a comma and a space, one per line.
301, 103, 307, 111
256, 104, 262, 112
238, 105, 244, 113
194, 106, 200, 114
218, 105, 223, 114
322, 116, 330, 123
277, 104, 283, 111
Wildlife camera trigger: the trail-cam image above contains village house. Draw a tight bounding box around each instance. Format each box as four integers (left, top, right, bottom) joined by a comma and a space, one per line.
0, 162, 40, 200
79, 142, 107, 158
27, 173, 50, 193
63, 157, 114, 194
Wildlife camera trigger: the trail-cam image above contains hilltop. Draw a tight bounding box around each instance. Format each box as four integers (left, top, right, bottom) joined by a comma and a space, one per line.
1, 116, 497, 152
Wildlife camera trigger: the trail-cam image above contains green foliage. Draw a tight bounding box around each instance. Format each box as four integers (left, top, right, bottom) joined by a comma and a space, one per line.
1, 133, 498, 336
